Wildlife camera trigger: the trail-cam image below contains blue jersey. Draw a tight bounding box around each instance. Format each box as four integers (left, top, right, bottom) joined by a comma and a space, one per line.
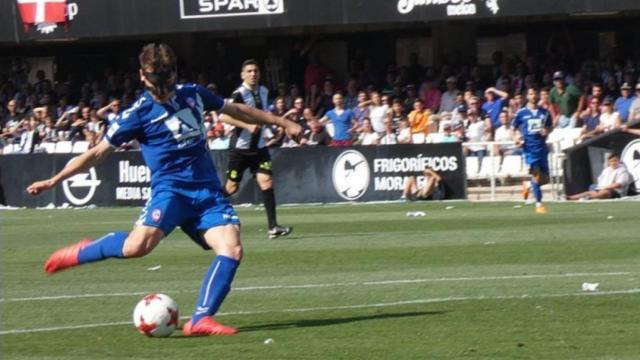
105, 84, 225, 189
511, 106, 551, 158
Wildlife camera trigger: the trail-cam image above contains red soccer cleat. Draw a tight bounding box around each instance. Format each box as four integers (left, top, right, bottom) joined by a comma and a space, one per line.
182, 317, 237, 336
43, 239, 92, 274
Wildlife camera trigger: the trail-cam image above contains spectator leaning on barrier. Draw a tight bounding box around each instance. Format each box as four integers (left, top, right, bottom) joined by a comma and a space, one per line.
493, 110, 520, 156
550, 71, 583, 128
599, 97, 622, 132
567, 154, 632, 200
356, 118, 379, 146
379, 117, 398, 145
408, 98, 430, 144
306, 119, 331, 146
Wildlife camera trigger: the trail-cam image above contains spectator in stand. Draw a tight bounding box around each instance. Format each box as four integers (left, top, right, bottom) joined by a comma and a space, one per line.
314, 78, 335, 117
397, 118, 412, 144
2, 99, 22, 131
379, 117, 397, 145
86, 109, 105, 141
539, 88, 551, 110
208, 122, 230, 150
408, 98, 430, 144
493, 110, 520, 156
284, 97, 306, 126
18, 115, 41, 153
404, 84, 418, 113
482, 87, 509, 130
352, 91, 370, 125
304, 52, 330, 94
321, 93, 356, 147
464, 109, 489, 167
628, 83, 640, 123
368, 91, 389, 133
604, 75, 620, 99
614, 82, 635, 123
356, 118, 379, 145
42, 116, 57, 144
439, 77, 459, 114
305, 83, 320, 113
67, 106, 91, 141
306, 119, 331, 146
508, 93, 525, 119
271, 96, 288, 118
275, 83, 293, 109
578, 97, 602, 141
420, 80, 441, 113
586, 83, 604, 107
390, 99, 407, 125
550, 71, 583, 128
344, 78, 359, 110
568, 154, 631, 200
599, 97, 622, 132
96, 99, 121, 125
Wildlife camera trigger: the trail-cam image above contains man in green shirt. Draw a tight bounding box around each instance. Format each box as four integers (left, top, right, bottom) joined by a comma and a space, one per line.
549, 71, 584, 128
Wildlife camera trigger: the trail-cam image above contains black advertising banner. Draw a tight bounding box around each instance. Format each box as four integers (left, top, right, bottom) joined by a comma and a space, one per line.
3, 0, 640, 44
0, 143, 466, 207
564, 124, 640, 196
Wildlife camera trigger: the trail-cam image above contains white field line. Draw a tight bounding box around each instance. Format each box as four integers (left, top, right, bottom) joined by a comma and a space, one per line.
0, 272, 630, 303
1, 288, 639, 335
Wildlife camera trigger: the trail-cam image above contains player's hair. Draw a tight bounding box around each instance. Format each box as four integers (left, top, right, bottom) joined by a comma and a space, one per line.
607, 153, 619, 160
241, 59, 259, 71
139, 43, 176, 73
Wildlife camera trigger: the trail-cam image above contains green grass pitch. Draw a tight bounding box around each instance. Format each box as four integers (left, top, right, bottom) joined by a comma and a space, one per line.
1, 201, 640, 359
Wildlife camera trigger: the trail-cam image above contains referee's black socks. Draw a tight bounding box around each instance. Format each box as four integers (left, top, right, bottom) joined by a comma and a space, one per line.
262, 188, 277, 229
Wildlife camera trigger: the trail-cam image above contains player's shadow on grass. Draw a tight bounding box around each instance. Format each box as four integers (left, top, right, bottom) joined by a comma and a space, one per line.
238, 310, 446, 332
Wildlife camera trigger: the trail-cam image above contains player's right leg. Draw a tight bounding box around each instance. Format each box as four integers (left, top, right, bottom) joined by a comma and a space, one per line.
44, 189, 182, 274
43, 226, 164, 274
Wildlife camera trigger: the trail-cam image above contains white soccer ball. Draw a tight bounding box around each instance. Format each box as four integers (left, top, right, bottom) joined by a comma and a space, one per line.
133, 293, 179, 337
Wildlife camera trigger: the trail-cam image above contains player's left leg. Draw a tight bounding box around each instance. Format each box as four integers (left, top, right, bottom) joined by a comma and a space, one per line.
254, 151, 292, 239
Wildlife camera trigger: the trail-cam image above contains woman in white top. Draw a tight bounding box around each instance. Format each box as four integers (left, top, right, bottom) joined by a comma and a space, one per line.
368, 91, 390, 133
357, 118, 380, 145
599, 98, 622, 132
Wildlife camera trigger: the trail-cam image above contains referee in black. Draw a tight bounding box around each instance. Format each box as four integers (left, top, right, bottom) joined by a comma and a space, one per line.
221, 59, 292, 239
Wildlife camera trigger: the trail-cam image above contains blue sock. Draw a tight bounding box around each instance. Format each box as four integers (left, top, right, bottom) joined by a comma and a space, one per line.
531, 181, 542, 204
192, 255, 240, 324
77, 231, 127, 264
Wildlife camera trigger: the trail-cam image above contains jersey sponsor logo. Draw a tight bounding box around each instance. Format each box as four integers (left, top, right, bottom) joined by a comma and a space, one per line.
180, 0, 284, 19
16, 0, 79, 34
397, 0, 499, 17
332, 150, 370, 201
621, 139, 640, 191
61, 157, 101, 206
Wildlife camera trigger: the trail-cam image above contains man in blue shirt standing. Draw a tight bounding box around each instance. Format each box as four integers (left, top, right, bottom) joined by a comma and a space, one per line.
511, 87, 552, 214
321, 93, 357, 147
26, 43, 302, 337
482, 86, 509, 130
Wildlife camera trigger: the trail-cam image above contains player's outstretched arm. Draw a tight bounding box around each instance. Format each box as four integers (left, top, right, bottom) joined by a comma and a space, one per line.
222, 102, 303, 142
26, 140, 114, 196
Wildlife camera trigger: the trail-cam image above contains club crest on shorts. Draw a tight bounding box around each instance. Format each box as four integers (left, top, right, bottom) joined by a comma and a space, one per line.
151, 209, 162, 223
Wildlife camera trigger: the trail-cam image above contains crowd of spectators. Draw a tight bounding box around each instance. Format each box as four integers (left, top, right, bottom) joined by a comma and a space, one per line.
2, 46, 640, 155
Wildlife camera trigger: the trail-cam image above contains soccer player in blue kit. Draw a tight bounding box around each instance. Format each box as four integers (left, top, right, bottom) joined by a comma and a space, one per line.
26, 43, 302, 336
511, 87, 552, 214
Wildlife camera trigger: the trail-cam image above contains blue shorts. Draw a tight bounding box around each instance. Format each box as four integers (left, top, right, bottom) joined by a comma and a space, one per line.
137, 186, 240, 249
525, 154, 549, 177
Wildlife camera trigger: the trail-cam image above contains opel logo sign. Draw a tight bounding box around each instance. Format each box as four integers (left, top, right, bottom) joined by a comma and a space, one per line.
332, 150, 370, 201
61, 157, 101, 206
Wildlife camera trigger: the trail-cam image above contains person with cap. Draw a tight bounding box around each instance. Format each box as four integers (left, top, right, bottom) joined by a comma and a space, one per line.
549, 71, 583, 128
614, 82, 635, 122
439, 76, 460, 113
627, 83, 640, 123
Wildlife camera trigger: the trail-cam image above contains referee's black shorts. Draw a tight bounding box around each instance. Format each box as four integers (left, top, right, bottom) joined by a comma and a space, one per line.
226, 148, 272, 183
